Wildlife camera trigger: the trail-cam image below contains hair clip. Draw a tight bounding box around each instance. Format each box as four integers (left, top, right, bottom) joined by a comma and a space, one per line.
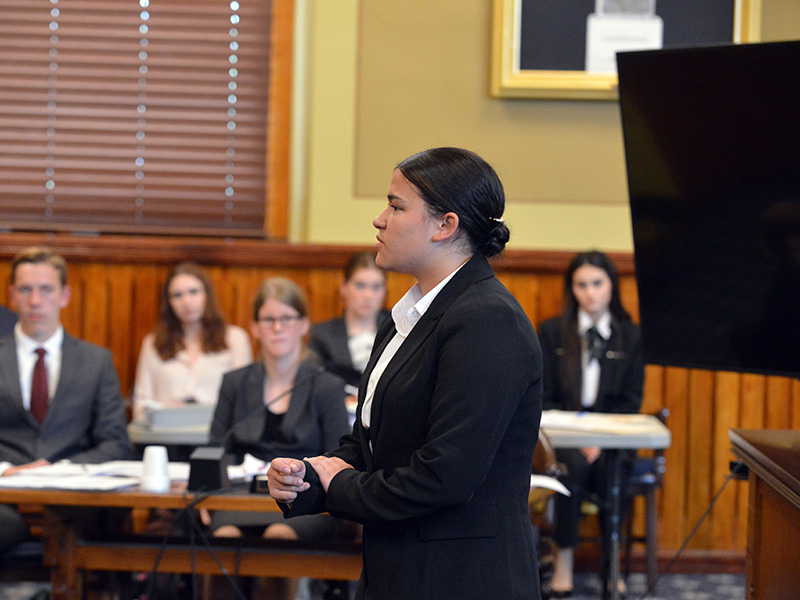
489, 217, 504, 223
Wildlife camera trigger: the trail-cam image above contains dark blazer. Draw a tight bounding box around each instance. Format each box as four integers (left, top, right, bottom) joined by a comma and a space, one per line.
308, 310, 391, 389
209, 359, 350, 464
538, 316, 644, 415
287, 256, 543, 600
0, 332, 133, 465
0, 307, 17, 339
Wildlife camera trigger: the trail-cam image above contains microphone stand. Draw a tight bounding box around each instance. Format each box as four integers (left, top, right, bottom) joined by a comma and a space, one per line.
187, 365, 325, 492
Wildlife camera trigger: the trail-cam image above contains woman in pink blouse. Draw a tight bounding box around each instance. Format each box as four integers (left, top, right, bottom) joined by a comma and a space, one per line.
133, 262, 252, 422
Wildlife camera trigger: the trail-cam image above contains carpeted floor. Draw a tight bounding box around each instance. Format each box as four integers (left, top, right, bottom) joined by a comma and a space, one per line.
567, 571, 745, 600
0, 572, 745, 600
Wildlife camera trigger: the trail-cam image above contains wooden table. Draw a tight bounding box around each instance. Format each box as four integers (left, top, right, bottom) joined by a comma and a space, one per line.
729, 428, 800, 600
0, 483, 362, 600
541, 411, 671, 600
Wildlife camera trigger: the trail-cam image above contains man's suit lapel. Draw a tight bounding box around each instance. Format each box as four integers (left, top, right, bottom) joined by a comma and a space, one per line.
0, 335, 27, 419
280, 361, 315, 435
51, 334, 77, 415
238, 362, 267, 441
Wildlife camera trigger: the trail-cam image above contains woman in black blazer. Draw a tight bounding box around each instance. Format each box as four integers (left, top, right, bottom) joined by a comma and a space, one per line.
308, 251, 390, 409
207, 277, 349, 558
538, 250, 644, 597
269, 147, 544, 600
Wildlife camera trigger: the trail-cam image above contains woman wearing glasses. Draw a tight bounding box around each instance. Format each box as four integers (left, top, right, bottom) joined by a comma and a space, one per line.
207, 277, 350, 597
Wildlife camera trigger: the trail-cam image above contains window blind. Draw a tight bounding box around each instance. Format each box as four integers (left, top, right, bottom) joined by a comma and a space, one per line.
0, 0, 274, 237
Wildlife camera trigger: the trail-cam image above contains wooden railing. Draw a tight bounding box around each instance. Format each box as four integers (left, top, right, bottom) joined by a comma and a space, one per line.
3, 232, 798, 563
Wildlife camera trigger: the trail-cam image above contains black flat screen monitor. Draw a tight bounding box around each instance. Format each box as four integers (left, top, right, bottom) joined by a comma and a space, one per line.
617, 41, 800, 378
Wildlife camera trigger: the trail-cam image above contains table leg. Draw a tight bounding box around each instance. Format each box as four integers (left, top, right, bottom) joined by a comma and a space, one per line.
44, 509, 84, 600
602, 449, 621, 600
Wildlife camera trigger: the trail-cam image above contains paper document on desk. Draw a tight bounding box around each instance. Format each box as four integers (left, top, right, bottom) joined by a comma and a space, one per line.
0, 472, 139, 491
530, 475, 570, 496
541, 410, 660, 435
227, 454, 270, 482
0, 460, 191, 490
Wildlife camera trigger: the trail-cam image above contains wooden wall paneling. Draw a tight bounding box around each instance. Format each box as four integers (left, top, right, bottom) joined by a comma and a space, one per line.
618, 275, 640, 323
496, 272, 539, 327
129, 266, 166, 397
712, 371, 742, 550
661, 367, 690, 549
206, 266, 237, 327
107, 265, 136, 406
765, 377, 792, 429
535, 273, 565, 324
307, 269, 345, 324
641, 365, 664, 415
61, 265, 86, 340
0, 262, 11, 304
384, 273, 416, 308
236, 268, 270, 327
81, 264, 111, 349
686, 370, 715, 548
792, 380, 800, 430
736, 374, 767, 552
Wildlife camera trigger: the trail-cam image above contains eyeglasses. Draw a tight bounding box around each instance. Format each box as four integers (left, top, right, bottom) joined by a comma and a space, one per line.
257, 315, 302, 328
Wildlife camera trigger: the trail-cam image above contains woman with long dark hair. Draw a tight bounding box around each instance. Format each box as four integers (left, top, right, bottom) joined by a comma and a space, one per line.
133, 262, 252, 421
538, 250, 644, 597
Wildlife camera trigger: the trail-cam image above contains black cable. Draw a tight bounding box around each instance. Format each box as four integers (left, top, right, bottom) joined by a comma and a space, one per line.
144, 485, 248, 600
629, 460, 747, 600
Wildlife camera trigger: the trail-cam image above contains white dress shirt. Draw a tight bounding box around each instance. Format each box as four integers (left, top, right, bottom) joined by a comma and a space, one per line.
578, 309, 611, 408
361, 263, 466, 429
15, 323, 64, 410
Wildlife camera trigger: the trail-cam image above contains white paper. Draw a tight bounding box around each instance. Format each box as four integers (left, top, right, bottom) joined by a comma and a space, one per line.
530, 475, 571, 496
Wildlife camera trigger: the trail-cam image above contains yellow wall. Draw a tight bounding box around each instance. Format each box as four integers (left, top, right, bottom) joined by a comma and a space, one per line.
295, 0, 800, 252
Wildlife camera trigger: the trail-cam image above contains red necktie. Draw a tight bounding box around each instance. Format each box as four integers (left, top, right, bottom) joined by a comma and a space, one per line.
31, 348, 48, 425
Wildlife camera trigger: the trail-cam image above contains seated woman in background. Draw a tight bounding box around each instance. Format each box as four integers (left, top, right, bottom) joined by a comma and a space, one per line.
133, 262, 252, 422
308, 251, 389, 411
538, 250, 644, 597
207, 277, 350, 599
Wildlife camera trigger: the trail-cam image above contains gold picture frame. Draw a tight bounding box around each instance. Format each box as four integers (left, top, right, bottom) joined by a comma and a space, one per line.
491, 0, 762, 100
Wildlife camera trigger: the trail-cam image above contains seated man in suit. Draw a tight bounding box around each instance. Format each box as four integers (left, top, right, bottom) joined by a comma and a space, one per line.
0, 246, 133, 554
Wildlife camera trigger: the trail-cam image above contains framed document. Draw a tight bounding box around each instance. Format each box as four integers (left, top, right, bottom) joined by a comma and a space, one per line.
491, 0, 762, 100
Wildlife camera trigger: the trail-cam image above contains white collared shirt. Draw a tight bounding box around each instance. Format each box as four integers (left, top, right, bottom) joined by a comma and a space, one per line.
361, 263, 467, 429
15, 323, 64, 410
578, 309, 611, 408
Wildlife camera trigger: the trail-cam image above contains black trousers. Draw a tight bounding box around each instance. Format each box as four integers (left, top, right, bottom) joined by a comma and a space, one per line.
0, 504, 31, 554
552, 448, 635, 549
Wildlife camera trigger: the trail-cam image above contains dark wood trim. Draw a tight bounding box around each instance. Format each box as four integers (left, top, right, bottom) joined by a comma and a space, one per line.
0, 232, 635, 274
265, 0, 294, 240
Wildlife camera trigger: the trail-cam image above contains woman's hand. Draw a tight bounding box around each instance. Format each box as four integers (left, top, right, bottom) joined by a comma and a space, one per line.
305, 456, 354, 492
267, 457, 310, 503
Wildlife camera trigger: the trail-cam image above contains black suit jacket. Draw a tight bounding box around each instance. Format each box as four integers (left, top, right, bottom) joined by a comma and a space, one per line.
209, 359, 350, 463
286, 256, 543, 600
308, 310, 391, 389
538, 316, 644, 415
0, 332, 133, 465
0, 307, 17, 339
